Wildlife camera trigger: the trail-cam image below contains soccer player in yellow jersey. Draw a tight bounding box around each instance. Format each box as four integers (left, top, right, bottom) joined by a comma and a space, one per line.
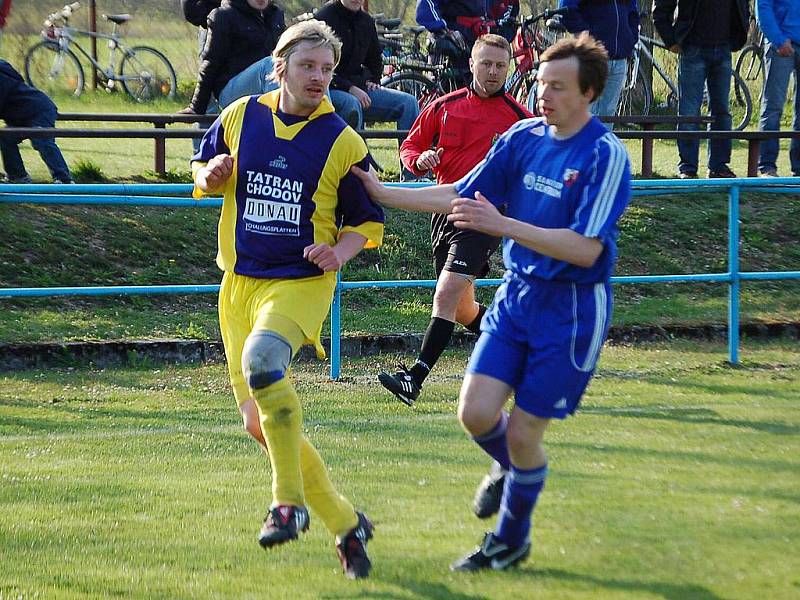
191, 20, 384, 579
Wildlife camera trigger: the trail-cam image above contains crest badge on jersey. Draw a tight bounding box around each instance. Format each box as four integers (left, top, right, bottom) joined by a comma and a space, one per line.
563, 168, 580, 187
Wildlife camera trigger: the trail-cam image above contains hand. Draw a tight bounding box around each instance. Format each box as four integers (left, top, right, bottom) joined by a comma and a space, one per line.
303, 243, 345, 272
177, 106, 197, 115
416, 147, 444, 172
668, 44, 681, 54
777, 40, 795, 57
350, 163, 385, 198
349, 85, 371, 109
446, 29, 467, 51
448, 191, 507, 236
196, 153, 234, 192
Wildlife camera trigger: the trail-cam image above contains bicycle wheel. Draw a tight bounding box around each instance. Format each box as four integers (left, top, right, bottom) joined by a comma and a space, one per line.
735, 44, 764, 105
381, 71, 442, 110
730, 70, 753, 130
119, 46, 177, 102
617, 61, 652, 117
24, 40, 84, 98
509, 70, 538, 115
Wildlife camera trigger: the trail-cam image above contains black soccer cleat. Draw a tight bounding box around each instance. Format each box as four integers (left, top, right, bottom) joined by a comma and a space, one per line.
450, 532, 531, 572
473, 462, 507, 519
258, 504, 310, 549
335, 511, 374, 579
378, 364, 421, 406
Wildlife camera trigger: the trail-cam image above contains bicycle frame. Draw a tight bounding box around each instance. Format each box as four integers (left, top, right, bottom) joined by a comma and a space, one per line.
632, 35, 679, 106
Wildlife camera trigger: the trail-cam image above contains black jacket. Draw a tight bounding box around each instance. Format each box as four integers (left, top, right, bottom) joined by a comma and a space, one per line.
182, 0, 221, 27
0, 60, 57, 124
189, 0, 285, 113
652, 0, 749, 51
314, 1, 383, 91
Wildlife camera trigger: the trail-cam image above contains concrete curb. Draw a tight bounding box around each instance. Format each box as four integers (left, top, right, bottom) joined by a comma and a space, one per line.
0, 322, 797, 372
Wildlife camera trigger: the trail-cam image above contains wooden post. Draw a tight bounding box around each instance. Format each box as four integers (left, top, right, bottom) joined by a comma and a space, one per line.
154, 123, 166, 176
747, 140, 760, 177
641, 123, 654, 178
89, 0, 98, 90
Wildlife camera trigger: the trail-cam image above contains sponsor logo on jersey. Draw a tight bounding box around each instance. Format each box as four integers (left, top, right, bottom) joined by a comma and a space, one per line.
243, 170, 304, 236
269, 155, 288, 169
523, 171, 562, 198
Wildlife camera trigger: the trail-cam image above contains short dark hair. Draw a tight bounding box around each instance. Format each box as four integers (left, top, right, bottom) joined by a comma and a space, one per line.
539, 32, 609, 101
472, 33, 512, 60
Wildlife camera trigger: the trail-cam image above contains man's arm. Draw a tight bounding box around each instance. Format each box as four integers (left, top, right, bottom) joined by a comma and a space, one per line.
651, 0, 679, 49
416, 0, 448, 32
303, 231, 367, 272
449, 192, 603, 267
558, 0, 591, 34
757, 0, 791, 49
193, 153, 233, 195
399, 101, 440, 175
186, 12, 230, 113
351, 165, 457, 212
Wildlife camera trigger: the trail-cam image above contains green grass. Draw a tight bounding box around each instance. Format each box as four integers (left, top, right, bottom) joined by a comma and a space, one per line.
1, 340, 798, 599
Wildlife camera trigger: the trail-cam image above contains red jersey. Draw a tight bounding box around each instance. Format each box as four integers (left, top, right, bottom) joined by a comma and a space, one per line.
400, 85, 531, 184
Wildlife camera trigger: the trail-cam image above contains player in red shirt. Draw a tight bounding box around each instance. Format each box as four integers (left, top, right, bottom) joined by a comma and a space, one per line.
378, 34, 531, 408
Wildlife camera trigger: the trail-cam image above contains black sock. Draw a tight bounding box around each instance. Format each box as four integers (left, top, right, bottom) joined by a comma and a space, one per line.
465, 305, 487, 335
409, 317, 455, 385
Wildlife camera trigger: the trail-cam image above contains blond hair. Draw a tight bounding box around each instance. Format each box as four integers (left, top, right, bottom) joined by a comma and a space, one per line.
270, 20, 342, 84
472, 33, 512, 60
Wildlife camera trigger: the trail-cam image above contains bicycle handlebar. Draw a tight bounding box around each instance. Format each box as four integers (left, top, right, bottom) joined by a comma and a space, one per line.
524, 6, 569, 27
45, 2, 80, 26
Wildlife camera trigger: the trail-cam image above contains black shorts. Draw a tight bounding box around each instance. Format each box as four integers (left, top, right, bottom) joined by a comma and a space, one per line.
432, 218, 501, 279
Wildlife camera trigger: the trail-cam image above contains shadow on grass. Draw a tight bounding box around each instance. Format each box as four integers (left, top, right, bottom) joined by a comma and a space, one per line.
331, 579, 489, 600
581, 405, 799, 435
532, 567, 726, 600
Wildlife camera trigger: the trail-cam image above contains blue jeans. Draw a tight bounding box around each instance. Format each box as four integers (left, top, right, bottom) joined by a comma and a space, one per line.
218, 56, 279, 108
0, 108, 71, 182
328, 87, 420, 131
758, 42, 800, 174
591, 58, 628, 126
677, 44, 733, 174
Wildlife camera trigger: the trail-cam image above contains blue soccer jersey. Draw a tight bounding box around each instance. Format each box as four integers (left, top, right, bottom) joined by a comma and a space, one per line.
192, 91, 384, 280
454, 116, 631, 284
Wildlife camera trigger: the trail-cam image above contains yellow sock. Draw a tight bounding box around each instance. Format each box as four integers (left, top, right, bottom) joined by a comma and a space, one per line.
253, 378, 304, 506
300, 437, 358, 537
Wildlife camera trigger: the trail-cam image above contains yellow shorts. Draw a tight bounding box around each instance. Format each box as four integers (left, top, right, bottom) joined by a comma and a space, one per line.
218, 271, 337, 405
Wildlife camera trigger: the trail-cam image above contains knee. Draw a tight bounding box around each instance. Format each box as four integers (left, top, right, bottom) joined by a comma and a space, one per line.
458, 397, 495, 436
241, 331, 292, 391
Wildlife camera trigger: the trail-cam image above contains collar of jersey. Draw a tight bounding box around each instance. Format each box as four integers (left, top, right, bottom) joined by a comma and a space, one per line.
258, 90, 335, 139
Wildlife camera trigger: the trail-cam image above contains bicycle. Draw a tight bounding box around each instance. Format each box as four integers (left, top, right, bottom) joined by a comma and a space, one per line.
619, 34, 753, 130
25, 2, 177, 102
735, 13, 795, 110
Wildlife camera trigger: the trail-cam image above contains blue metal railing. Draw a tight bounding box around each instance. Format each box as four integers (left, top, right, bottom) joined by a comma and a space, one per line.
1, 180, 798, 378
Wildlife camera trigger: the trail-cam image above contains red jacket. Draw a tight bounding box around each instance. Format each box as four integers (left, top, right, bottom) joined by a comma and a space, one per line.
0, 0, 12, 28
400, 86, 531, 184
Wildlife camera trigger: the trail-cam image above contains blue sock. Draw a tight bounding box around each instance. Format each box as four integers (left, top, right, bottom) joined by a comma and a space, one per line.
495, 463, 548, 548
471, 412, 510, 470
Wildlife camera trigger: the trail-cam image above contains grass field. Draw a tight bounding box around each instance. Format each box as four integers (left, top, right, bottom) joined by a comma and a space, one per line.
1, 340, 798, 599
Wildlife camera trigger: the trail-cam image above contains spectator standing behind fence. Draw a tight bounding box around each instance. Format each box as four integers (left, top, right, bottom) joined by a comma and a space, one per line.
653, 0, 749, 179
182, 0, 221, 54
377, 35, 531, 411
756, 0, 800, 177
314, 1, 420, 138
179, 0, 285, 117
0, 60, 72, 184
558, 0, 639, 123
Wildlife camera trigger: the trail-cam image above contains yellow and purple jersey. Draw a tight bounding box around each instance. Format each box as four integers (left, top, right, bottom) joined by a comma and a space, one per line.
192, 90, 384, 279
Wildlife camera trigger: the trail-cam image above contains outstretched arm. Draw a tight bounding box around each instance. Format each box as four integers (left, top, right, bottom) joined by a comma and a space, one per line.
350, 164, 457, 213
449, 192, 604, 268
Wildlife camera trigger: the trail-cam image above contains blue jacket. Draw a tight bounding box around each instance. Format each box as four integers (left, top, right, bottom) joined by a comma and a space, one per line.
558, 0, 640, 60
0, 60, 57, 125
757, 0, 800, 46
416, 0, 487, 33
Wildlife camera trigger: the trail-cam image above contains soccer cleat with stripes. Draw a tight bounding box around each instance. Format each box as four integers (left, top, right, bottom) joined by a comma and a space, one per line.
258, 504, 310, 549
473, 461, 507, 519
378, 364, 421, 406
335, 511, 374, 579
450, 532, 531, 572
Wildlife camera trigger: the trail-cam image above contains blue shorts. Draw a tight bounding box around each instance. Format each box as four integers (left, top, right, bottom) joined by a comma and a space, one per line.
467, 274, 613, 419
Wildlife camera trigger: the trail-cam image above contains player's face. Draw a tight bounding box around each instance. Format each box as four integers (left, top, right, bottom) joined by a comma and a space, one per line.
536, 56, 594, 136
340, 0, 364, 11
470, 44, 510, 98
279, 43, 335, 116
247, 0, 270, 10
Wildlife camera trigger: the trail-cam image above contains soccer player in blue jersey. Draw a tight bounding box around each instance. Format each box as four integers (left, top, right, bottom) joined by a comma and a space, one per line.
353, 32, 631, 571
191, 20, 384, 579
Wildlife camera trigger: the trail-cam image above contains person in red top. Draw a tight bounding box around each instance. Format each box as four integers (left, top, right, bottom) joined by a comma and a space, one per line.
378, 33, 531, 407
